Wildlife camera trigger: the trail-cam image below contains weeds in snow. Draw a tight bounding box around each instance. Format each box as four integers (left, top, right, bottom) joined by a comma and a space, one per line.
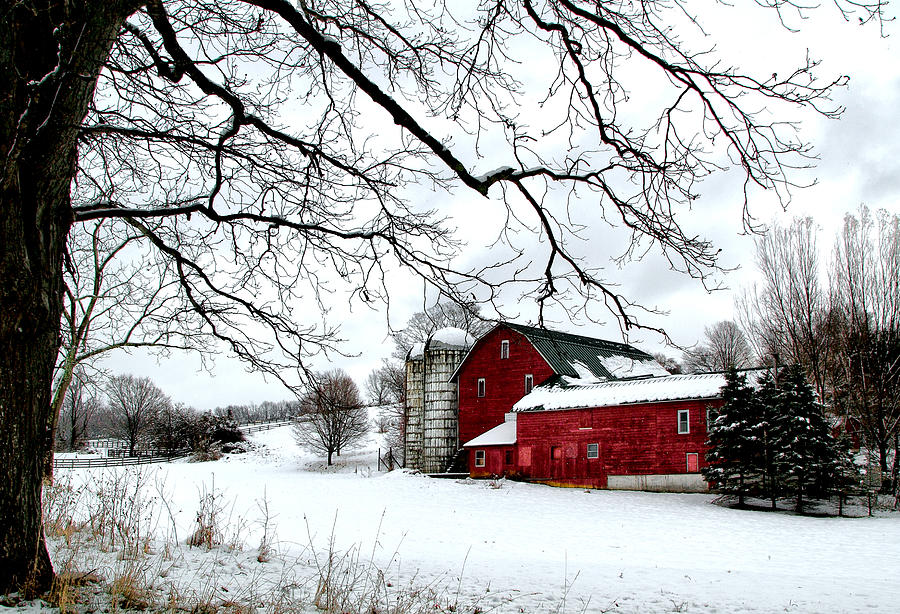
189, 477, 226, 549
42, 468, 529, 614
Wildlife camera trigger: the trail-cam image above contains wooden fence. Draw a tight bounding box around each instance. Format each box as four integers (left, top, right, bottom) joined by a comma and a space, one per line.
54, 419, 296, 469
53, 452, 190, 469
239, 419, 295, 434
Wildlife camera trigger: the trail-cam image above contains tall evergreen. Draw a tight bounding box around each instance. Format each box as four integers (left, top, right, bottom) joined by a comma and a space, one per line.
755, 370, 783, 509
772, 365, 845, 513
703, 368, 762, 506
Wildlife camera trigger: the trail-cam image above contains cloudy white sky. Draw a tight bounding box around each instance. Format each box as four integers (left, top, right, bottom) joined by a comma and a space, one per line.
102, 1, 900, 410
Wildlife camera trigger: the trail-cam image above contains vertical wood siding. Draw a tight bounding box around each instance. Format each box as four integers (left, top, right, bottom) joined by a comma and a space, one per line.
468, 445, 516, 478
457, 327, 555, 445
514, 400, 722, 488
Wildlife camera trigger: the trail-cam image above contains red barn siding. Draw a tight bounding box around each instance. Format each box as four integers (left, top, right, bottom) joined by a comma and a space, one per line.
468, 445, 516, 478
457, 327, 555, 445
514, 399, 722, 488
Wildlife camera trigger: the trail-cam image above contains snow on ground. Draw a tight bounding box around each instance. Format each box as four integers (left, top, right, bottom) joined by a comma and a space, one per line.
37, 425, 900, 613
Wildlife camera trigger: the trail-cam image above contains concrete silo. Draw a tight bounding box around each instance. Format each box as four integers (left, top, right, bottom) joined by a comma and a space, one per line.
404, 328, 474, 473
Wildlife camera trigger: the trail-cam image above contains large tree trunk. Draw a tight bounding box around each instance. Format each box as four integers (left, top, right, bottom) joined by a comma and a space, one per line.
0, 1, 131, 595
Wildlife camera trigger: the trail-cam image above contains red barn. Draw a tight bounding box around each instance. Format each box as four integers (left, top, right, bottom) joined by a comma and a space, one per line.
451, 322, 669, 446
464, 374, 729, 491
403, 321, 740, 491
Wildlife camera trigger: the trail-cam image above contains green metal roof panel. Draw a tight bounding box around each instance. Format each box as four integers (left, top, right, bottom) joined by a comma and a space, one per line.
504, 322, 658, 380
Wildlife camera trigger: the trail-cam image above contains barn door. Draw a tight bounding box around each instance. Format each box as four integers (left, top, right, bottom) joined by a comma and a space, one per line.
686, 453, 699, 473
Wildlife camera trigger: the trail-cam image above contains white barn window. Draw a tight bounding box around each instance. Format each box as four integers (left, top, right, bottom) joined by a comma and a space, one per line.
475, 450, 486, 467
477, 378, 486, 398
524, 374, 533, 394
677, 409, 690, 434
587, 443, 599, 459
500, 339, 510, 359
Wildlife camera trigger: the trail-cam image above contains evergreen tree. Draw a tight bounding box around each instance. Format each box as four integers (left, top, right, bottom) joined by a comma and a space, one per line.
755, 370, 783, 509
772, 365, 845, 513
703, 368, 762, 506
827, 436, 863, 517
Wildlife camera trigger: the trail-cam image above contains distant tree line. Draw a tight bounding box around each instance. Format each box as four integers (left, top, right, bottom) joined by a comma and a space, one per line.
53, 371, 306, 459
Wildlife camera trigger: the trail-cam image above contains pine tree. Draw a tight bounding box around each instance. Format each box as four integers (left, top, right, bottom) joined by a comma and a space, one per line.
828, 436, 863, 517
703, 368, 762, 506
755, 370, 783, 509
772, 365, 845, 513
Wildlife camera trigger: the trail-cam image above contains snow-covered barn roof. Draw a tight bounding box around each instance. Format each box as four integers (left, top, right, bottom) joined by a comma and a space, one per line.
462, 417, 517, 447
449, 322, 668, 382
504, 322, 668, 380
513, 373, 732, 412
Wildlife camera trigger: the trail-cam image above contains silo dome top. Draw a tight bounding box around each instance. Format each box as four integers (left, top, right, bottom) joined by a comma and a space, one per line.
427, 327, 476, 351
407, 342, 426, 360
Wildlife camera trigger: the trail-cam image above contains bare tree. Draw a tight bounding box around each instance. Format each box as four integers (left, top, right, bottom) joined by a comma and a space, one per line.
366, 360, 407, 459
365, 369, 390, 406
293, 370, 368, 466
737, 218, 833, 398
830, 206, 900, 491
55, 370, 102, 452
47, 218, 208, 473
652, 353, 683, 375
0, 0, 887, 594
105, 374, 172, 456
152, 402, 199, 455
392, 302, 491, 360
682, 321, 755, 373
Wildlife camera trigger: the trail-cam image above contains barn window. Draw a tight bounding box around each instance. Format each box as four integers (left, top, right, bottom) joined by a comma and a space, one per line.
500, 340, 510, 359
686, 452, 699, 473
477, 378, 486, 397
524, 374, 533, 394
706, 407, 714, 428
677, 409, 690, 434
587, 443, 599, 459
475, 450, 486, 467
505, 449, 513, 465
550, 446, 563, 460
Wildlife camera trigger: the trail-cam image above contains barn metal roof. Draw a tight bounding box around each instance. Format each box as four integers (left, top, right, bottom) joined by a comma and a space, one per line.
448, 322, 668, 382
513, 373, 725, 412
502, 322, 662, 380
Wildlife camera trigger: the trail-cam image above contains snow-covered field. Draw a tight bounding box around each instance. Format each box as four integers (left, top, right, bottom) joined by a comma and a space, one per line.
32, 426, 900, 613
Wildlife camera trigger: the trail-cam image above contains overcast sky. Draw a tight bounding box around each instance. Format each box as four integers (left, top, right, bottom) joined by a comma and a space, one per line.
101, 2, 900, 410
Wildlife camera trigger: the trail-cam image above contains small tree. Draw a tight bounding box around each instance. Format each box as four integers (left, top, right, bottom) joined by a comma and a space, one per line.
703, 368, 762, 506
293, 370, 368, 466
152, 403, 200, 455
106, 374, 172, 456
828, 436, 863, 517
